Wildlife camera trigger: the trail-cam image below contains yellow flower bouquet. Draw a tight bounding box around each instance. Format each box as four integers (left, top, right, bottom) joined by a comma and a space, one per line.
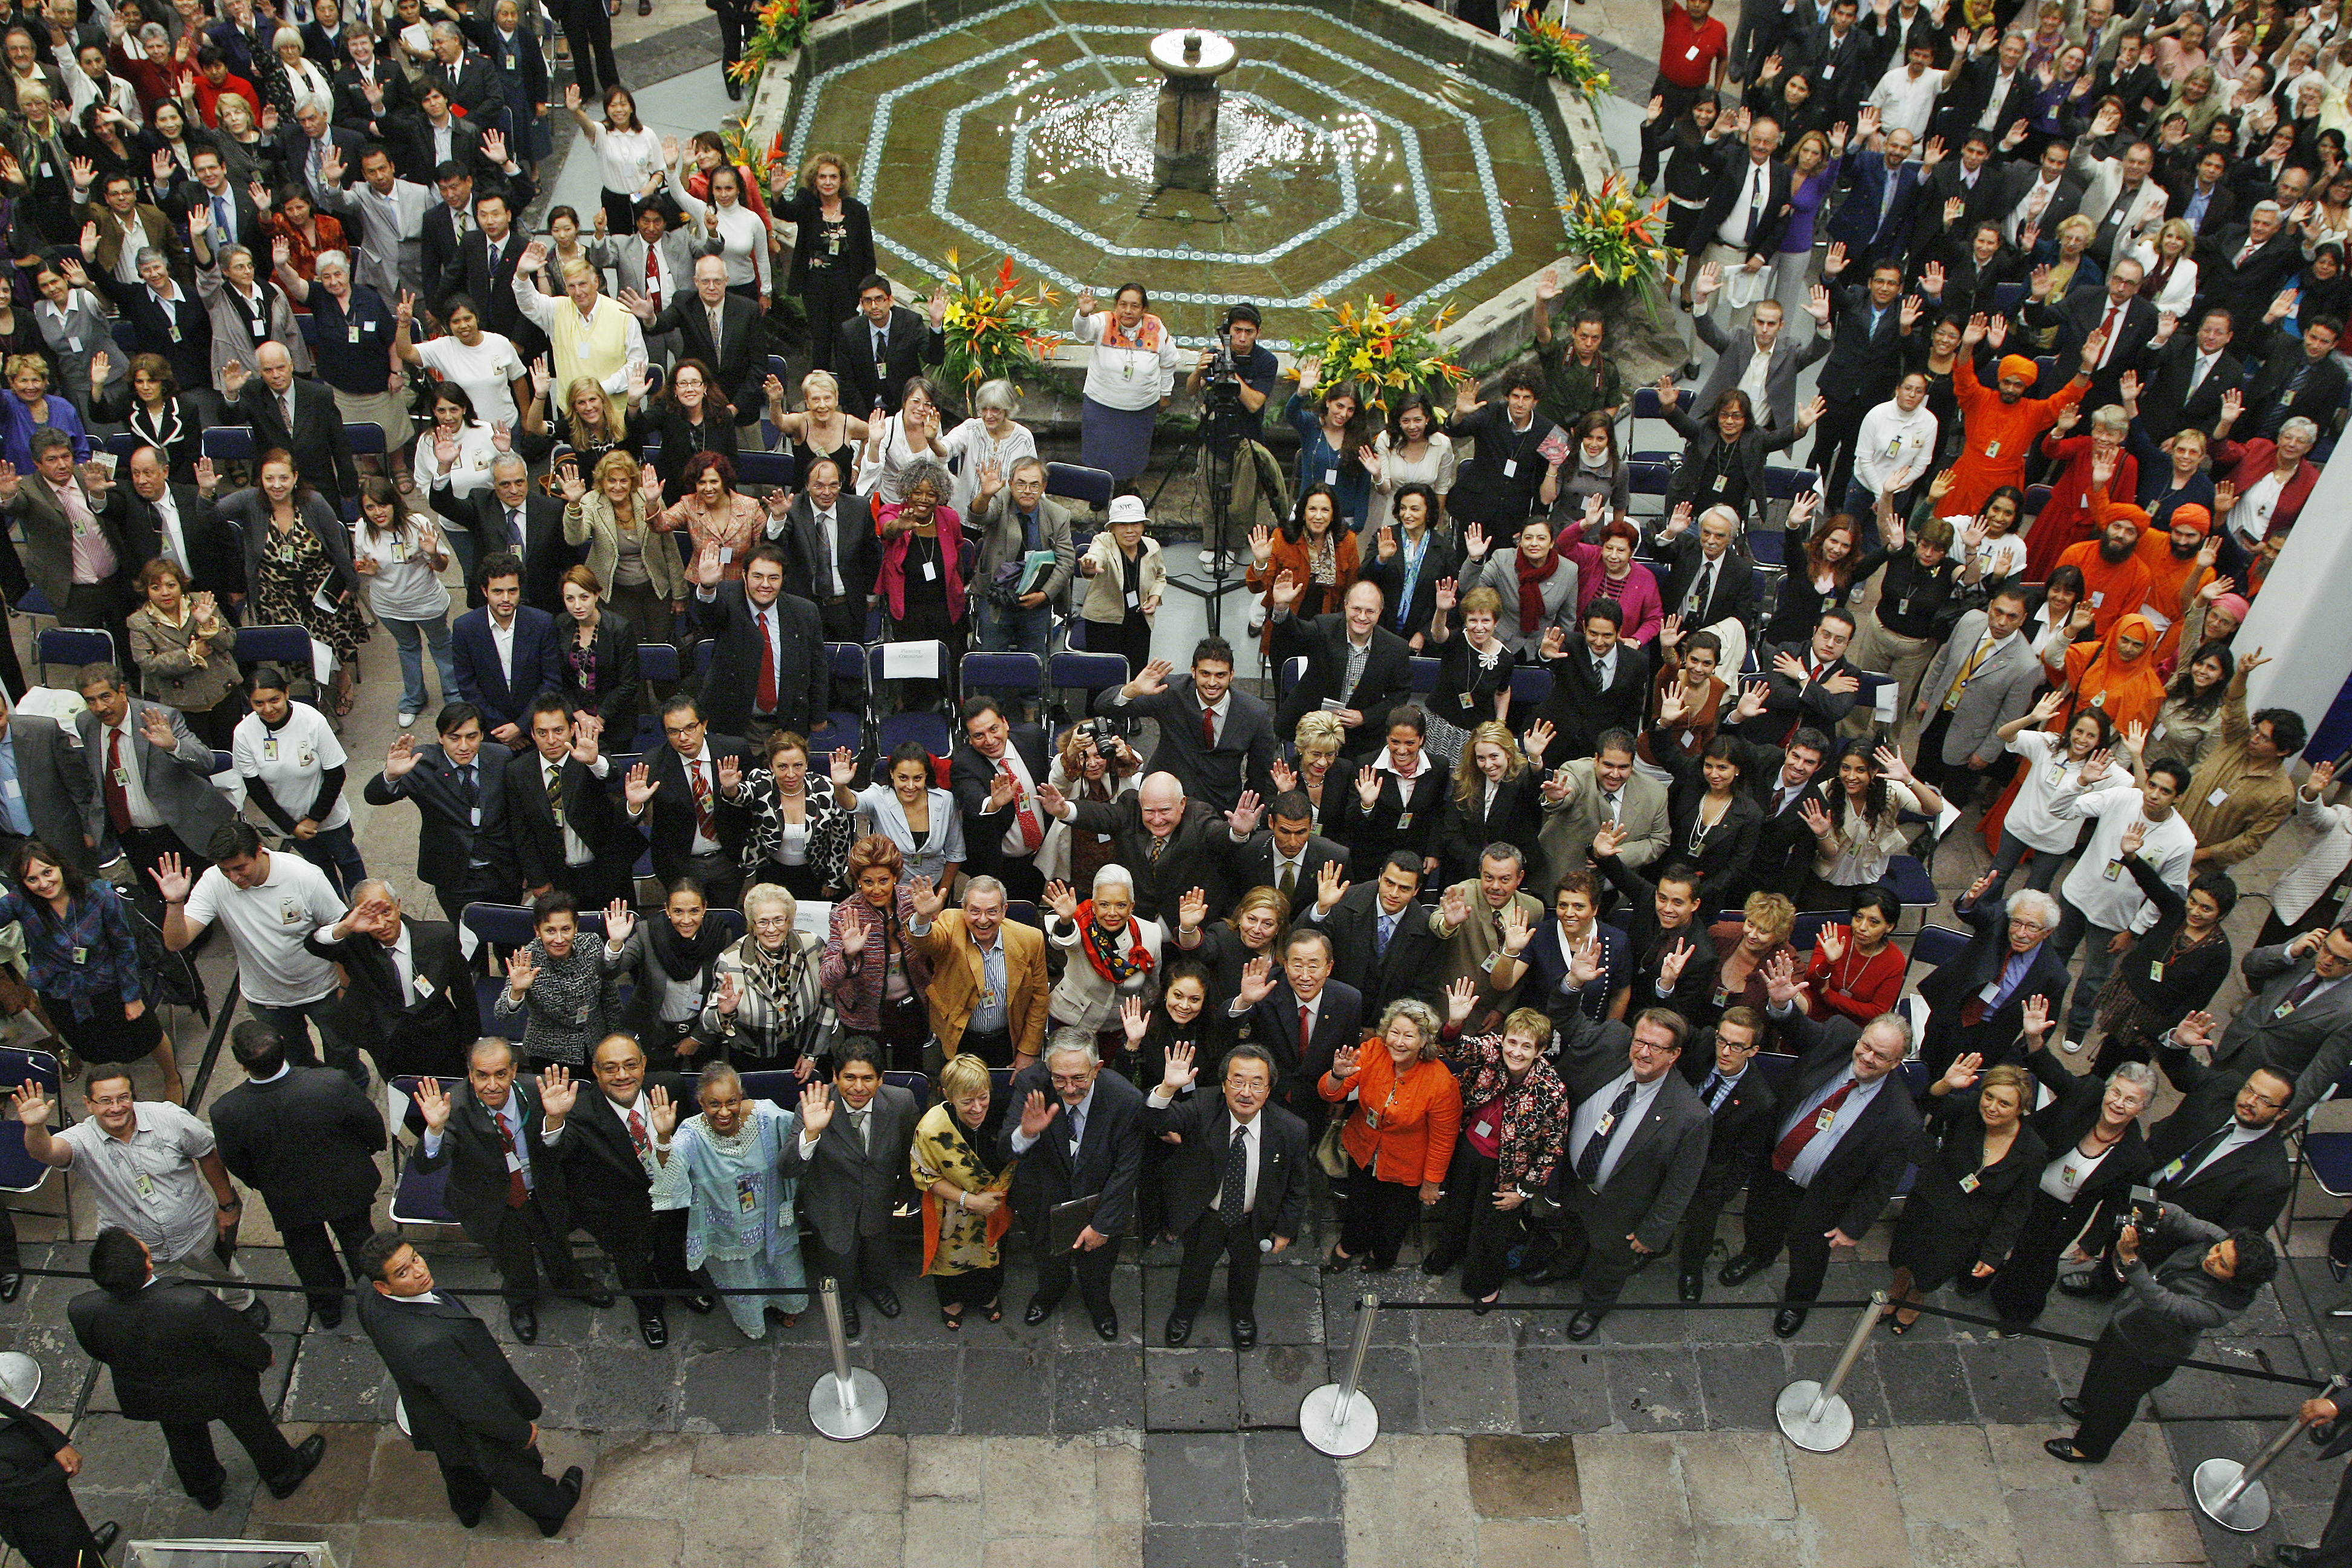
1297, 292, 1469, 411
933, 250, 1064, 396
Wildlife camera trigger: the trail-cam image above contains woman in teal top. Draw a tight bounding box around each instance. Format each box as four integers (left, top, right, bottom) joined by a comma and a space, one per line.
650, 1062, 808, 1339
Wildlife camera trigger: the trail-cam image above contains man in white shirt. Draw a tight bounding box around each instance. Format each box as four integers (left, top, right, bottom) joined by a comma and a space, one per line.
2048, 754, 2201, 1042
1866, 38, 1952, 140
1144, 1041, 1307, 1348
509, 237, 648, 397
155, 819, 358, 1082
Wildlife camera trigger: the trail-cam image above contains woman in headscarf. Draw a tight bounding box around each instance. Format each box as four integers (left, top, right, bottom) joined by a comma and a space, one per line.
2059, 612, 2169, 736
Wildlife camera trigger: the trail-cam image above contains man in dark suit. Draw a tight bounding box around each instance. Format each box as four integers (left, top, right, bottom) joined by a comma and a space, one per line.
1722, 975, 1922, 1336
1226, 926, 1365, 1132
1220, 789, 1348, 921
2192, 926, 2352, 1120
365, 705, 506, 924
1144, 1040, 1308, 1348
1788, 0, 1873, 119
1995, 139, 2086, 252
1808, 255, 1913, 501
1269, 581, 1413, 763
1538, 600, 1652, 759
2162, 146, 2238, 238
411, 1037, 605, 1343
1301, 851, 1445, 1014
1826, 128, 1925, 272
832, 273, 944, 415
2111, 1047, 2295, 1232
622, 694, 750, 915
2198, 204, 2305, 341
207, 1021, 384, 1328
776, 1041, 918, 1338
2023, 256, 2159, 409
419, 21, 503, 119
467, 455, 571, 613
1671, 1006, 1779, 1302
1653, 506, 1759, 647
160, 144, 269, 283
1908, 132, 2012, 262
354, 1232, 583, 1535
1096, 637, 1276, 814
68, 1228, 326, 1512
119, 444, 244, 604
767, 457, 871, 644
74, 664, 236, 883
432, 183, 538, 344
221, 344, 359, 515
947, 694, 1053, 900
304, 879, 477, 1081
1540, 1006, 1711, 1337
2241, 314, 2351, 443
1916, 878, 2073, 1077
452, 552, 564, 750
1044, 771, 1229, 924
693, 544, 827, 742
1728, 613, 1864, 748
484, 694, 630, 909
546, 1032, 711, 1350
1746, 731, 1834, 900
1001, 1028, 1146, 1339
0, 1368, 118, 1568
276, 102, 364, 204
0, 693, 95, 882
622, 254, 766, 419
1688, 117, 1796, 325
2133, 309, 2245, 443
0, 432, 135, 671
1933, 32, 2032, 146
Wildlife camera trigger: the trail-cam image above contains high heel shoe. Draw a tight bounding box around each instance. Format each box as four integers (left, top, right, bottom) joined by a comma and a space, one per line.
939, 1304, 964, 1331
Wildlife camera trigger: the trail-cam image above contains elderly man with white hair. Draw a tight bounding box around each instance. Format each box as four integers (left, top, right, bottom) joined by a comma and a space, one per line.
510, 236, 647, 398
1000, 1025, 1146, 1339
279, 249, 408, 451
1914, 874, 2075, 1081
1039, 768, 1230, 923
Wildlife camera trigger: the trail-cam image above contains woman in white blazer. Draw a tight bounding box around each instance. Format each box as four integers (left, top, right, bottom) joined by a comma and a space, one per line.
2261, 761, 2352, 945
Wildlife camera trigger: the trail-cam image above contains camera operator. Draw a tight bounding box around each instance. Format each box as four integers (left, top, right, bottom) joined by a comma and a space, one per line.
1186, 303, 1280, 570
1039, 719, 1142, 894
2045, 1201, 2276, 1464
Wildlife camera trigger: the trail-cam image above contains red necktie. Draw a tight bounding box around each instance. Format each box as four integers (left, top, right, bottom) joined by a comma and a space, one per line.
1201, 703, 1217, 751
1771, 1078, 1858, 1174
689, 761, 716, 841
1299, 1004, 1311, 1058
627, 1108, 648, 1154
644, 246, 660, 306
1004, 760, 1042, 851
494, 1110, 528, 1207
2096, 302, 2120, 367
755, 609, 778, 715
104, 729, 131, 836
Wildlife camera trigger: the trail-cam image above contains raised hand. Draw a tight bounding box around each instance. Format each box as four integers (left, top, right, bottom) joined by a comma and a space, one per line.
1270, 569, 1301, 608
1444, 975, 1479, 1027
1818, 922, 1847, 964
1226, 788, 1264, 838
1237, 953, 1276, 1007
1160, 1039, 1199, 1094
799, 1080, 835, 1138
1522, 719, 1556, 760
11, 1082, 50, 1129
148, 852, 192, 903
1018, 1088, 1059, 1140
1329, 1044, 1362, 1080
1941, 1051, 1985, 1093
140, 705, 176, 751
1313, 860, 1348, 915
539, 1062, 580, 1118
1592, 820, 1628, 860
829, 746, 858, 790
1042, 878, 1079, 923
1658, 938, 1693, 988
602, 898, 635, 947
2020, 993, 2051, 1042
908, 874, 947, 922
714, 971, 743, 1015
1354, 765, 1381, 809
1178, 884, 1209, 932
505, 946, 540, 996
648, 1083, 678, 1141
1565, 930, 1604, 990
413, 1075, 452, 1132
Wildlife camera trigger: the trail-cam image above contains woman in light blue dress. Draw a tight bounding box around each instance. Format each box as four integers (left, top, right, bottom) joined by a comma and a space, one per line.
650, 1062, 808, 1339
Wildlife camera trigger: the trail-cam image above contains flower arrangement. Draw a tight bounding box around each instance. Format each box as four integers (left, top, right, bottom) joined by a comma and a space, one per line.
718, 122, 788, 187
1515, 14, 1611, 103
727, 0, 811, 95
1560, 174, 1676, 292
1297, 292, 1468, 410
933, 250, 1064, 395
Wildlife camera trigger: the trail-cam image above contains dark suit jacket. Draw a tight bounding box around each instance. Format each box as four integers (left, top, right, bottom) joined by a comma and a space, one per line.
4, 713, 96, 882
552, 1076, 691, 1221
1098, 675, 1276, 814
1233, 978, 1365, 1116
1439, 771, 1543, 888
413, 1078, 569, 1241
1679, 1047, 1779, 1183
210, 1062, 385, 1225
304, 917, 479, 1079
364, 742, 500, 890
88, 269, 211, 390
1538, 641, 1652, 760
1765, 1008, 1923, 1240
421, 50, 503, 119
2197, 227, 2304, 332
1916, 896, 2073, 1067
2207, 941, 2352, 1119
774, 1082, 917, 1252
229, 375, 359, 507
1063, 795, 1230, 923
2, 474, 132, 612
630, 737, 753, 884
775, 494, 875, 607
1819, 284, 1910, 397
644, 291, 767, 417
1748, 771, 1834, 900
693, 582, 826, 737
1935, 59, 2034, 146
1828, 148, 1924, 259
1219, 828, 1348, 921
492, 748, 629, 892
332, 60, 416, 141
68, 1281, 274, 1423
998, 1063, 1146, 1240
2025, 288, 2158, 405
1727, 643, 1863, 745
833, 304, 944, 414
0, 1397, 74, 1506
2143, 1042, 2295, 1232
2134, 335, 2245, 443
468, 490, 572, 614
2020, 1039, 2152, 1230
1696, 152, 1797, 263
354, 1285, 541, 1469
118, 483, 244, 599
1654, 536, 1759, 638
554, 607, 640, 737
434, 220, 538, 340
946, 726, 1051, 881
1144, 1091, 1310, 1241
1593, 850, 1722, 1019
1269, 610, 1413, 753
2242, 345, 2350, 437
1552, 1013, 1713, 1251
1910, 160, 2013, 259
1339, 763, 1448, 872
452, 605, 563, 737
1304, 883, 1445, 1015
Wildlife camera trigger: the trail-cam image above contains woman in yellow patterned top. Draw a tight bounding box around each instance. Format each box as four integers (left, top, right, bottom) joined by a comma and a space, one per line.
910, 1054, 1015, 1330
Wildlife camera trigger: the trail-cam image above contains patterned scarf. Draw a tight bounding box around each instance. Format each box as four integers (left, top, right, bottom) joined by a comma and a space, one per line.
1076, 901, 1154, 986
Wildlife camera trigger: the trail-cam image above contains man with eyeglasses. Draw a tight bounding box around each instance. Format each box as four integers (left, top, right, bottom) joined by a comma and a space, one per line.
999, 1028, 1146, 1341
621, 694, 750, 916
1915, 873, 2073, 1079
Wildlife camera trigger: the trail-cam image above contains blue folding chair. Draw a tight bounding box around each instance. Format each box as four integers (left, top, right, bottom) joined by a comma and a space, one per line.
1408, 656, 1442, 694
1279, 655, 1306, 694
348, 423, 387, 461
961, 649, 1045, 705
34, 627, 114, 682
638, 644, 680, 684
1509, 665, 1552, 709
387, 1075, 462, 1223
1006, 900, 1042, 930
809, 642, 869, 755
734, 449, 796, 491
1908, 924, 1971, 970
1765, 467, 1819, 501
1881, 854, 1938, 913
1749, 528, 1785, 565
102, 432, 143, 463
2024, 483, 2053, 521
0, 1048, 67, 1238
1045, 462, 1116, 514
1050, 650, 1129, 708
201, 426, 255, 466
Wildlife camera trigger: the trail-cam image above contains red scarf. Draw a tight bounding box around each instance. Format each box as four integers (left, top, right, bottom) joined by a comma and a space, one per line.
1076, 901, 1154, 986
1514, 547, 1552, 636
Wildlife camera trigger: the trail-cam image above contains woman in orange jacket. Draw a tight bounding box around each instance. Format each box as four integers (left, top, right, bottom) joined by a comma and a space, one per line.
1320, 998, 1463, 1273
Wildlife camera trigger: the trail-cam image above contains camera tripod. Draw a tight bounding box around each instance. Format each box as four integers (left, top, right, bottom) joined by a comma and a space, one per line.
1153, 386, 1250, 639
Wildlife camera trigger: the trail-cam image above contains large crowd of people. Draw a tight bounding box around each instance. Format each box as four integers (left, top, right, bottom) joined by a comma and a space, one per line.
0, 0, 2350, 1555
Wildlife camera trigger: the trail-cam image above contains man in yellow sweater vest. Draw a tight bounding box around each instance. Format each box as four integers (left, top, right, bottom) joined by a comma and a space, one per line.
511, 241, 647, 398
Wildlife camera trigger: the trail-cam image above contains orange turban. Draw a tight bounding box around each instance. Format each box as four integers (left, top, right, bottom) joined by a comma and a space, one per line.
2169, 503, 2212, 535
1998, 354, 2039, 384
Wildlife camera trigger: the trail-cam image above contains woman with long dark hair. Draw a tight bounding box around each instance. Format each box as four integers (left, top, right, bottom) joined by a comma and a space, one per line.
0, 839, 178, 1099
224, 449, 367, 716
778, 152, 875, 373
566, 82, 664, 237
1661, 381, 1820, 530
1798, 741, 1944, 907
1361, 481, 1455, 652
1763, 497, 1867, 646
2149, 642, 2235, 768
1638, 91, 1732, 275
1364, 391, 1457, 535
1246, 483, 1358, 650
612, 877, 727, 1070
1282, 368, 1374, 532
649, 358, 739, 505
351, 475, 456, 730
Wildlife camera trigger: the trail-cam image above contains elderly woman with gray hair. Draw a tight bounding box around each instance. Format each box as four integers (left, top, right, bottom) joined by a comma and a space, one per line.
2211, 405, 2324, 570
705, 880, 829, 1076
1042, 864, 1166, 1051
941, 378, 1037, 515
1321, 997, 1462, 1274
192, 235, 309, 390
650, 1061, 809, 1338
276, 250, 410, 451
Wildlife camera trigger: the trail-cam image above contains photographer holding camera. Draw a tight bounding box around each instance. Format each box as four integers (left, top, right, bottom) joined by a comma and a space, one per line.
2045, 1199, 2277, 1465
1185, 303, 1281, 571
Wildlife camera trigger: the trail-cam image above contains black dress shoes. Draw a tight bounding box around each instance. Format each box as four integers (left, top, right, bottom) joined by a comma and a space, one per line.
1677, 1271, 1704, 1302
682, 1292, 717, 1315
1772, 1307, 1808, 1338
639, 1310, 668, 1349
1419, 1252, 1457, 1278
540, 1466, 585, 1537
1719, 1255, 1768, 1287
0, 1271, 23, 1303
865, 1285, 902, 1319
268, 1434, 328, 1500
840, 1304, 861, 1339
2043, 1439, 2096, 1463
1093, 1310, 1119, 1342
2059, 1396, 2085, 1422
312, 1295, 344, 1330
1566, 1310, 1604, 1342
192, 1488, 224, 1512
1165, 1314, 1194, 1347
1230, 1316, 1256, 1348
2276, 1543, 2328, 1564
509, 1304, 538, 1344
1023, 1295, 1058, 1326
91, 1523, 119, 1554
243, 1299, 272, 1333
577, 1284, 616, 1309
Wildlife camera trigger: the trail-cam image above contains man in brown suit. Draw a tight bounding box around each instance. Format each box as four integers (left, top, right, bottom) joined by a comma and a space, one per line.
79, 169, 183, 283
909, 873, 1048, 1071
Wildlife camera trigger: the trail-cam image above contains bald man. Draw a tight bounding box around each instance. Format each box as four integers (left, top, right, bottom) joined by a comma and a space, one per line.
1040, 770, 1230, 923
223, 342, 360, 512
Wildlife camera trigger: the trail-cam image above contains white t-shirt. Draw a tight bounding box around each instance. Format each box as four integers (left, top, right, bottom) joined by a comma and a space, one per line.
182, 849, 347, 1006
2004, 729, 2123, 852
353, 518, 453, 623
232, 702, 352, 831
2056, 786, 2198, 934
411, 332, 528, 428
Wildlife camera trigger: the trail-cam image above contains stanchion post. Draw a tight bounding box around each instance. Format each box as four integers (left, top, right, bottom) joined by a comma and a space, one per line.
2194, 1374, 2348, 1532
1774, 1292, 1887, 1454
1299, 1293, 1381, 1457
806, 1277, 889, 1440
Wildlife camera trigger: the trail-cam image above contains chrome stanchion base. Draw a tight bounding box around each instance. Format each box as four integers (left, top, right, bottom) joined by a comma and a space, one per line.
1774, 1380, 1855, 1453
808, 1368, 889, 1441
2193, 1458, 2272, 1532
1298, 1383, 1379, 1457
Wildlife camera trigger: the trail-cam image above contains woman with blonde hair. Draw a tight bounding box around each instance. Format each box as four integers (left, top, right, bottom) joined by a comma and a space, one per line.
523, 371, 638, 474
1172, 883, 1289, 1001
1440, 720, 1541, 886
2129, 218, 2202, 318
1272, 710, 1347, 830
1892, 1055, 2047, 1330
1705, 890, 1802, 1027
912, 1052, 1013, 1329
765, 367, 867, 487
776, 152, 875, 369
1320, 997, 1461, 1273
560, 447, 688, 651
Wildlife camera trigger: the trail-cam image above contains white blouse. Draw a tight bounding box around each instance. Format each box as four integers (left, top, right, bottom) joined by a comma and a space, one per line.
411, 422, 503, 505
1365, 431, 1459, 534
1071, 309, 1181, 410
670, 162, 772, 296
590, 124, 666, 198
941, 416, 1039, 517
353, 517, 451, 622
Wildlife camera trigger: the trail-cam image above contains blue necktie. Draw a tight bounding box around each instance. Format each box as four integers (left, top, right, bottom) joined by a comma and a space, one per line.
1376, 912, 1396, 956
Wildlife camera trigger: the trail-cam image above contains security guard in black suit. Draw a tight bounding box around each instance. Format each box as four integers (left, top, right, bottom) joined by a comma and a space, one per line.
0, 1356, 116, 1568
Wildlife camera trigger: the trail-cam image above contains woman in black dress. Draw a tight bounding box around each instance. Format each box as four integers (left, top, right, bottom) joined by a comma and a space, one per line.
555, 565, 641, 740
1885, 1057, 2047, 1330
1438, 720, 1544, 889
1112, 959, 1223, 1241
1169, 886, 1287, 1004
1638, 93, 1732, 276
779, 152, 874, 374
649, 357, 739, 505
1423, 583, 1518, 765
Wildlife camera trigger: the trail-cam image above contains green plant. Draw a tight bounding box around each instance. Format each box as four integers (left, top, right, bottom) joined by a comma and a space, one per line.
1516, 15, 1611, 103
727, 0, 810, 96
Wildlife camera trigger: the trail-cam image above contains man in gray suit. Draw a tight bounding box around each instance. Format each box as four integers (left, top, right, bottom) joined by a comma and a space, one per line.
1910, 585, 2043, 808
589, 200, 702, 363
0, 692, 97, 880
1688, 265, 1834, 431
776, 1040, 916, 1339
71, 663, 233, 885
2187, 924, 2352, 1120
1532, 1005, 1711, 1339
0, 429, 134, 670
1536, 734, 1671, 887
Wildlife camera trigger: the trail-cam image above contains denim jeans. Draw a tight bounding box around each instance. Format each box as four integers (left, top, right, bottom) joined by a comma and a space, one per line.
294, 822, 368, 902
973, 595, 1051, 699
2051, 898, 2124, 1040
384, 613, 459, 717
